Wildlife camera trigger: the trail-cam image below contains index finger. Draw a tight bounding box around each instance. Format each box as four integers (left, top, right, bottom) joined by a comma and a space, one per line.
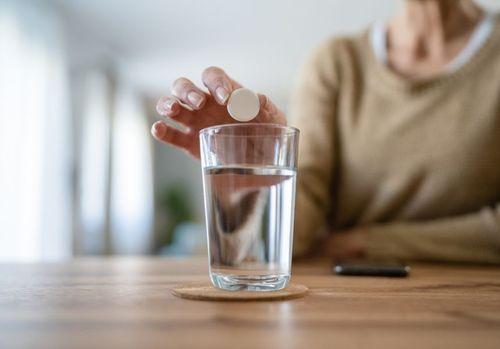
202, 66, 242, 105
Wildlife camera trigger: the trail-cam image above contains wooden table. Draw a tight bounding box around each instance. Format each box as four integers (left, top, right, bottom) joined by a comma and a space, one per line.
1, 257, 499, 349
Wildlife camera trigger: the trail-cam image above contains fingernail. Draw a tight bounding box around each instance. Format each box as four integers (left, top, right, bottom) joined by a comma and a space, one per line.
187, 91, 204, 109
152, 122, 165, 138
215, 86, 229, 104
163, 99, 176, 111
156, 98, 176, 115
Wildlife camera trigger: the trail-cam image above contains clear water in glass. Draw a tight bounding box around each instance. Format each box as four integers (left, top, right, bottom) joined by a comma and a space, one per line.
202, 165, 296, 291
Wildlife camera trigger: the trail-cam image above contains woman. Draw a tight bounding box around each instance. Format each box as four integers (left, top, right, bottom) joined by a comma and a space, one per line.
152, 0, 500, 263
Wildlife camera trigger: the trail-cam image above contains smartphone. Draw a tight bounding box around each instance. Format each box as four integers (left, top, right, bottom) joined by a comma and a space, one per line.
334, 263, 410, 277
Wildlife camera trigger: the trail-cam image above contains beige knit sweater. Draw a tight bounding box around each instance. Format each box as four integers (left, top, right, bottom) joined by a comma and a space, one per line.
290, 15, 500, 264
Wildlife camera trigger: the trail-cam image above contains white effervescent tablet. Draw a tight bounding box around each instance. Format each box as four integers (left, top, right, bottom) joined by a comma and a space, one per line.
227, 88, 260, 122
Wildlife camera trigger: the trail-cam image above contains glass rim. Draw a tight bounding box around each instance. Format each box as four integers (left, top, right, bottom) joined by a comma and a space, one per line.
199, 123, 299, 136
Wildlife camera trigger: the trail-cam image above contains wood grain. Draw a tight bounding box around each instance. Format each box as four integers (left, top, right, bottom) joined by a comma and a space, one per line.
0, 257, 499, 349
171, 282, 308, 301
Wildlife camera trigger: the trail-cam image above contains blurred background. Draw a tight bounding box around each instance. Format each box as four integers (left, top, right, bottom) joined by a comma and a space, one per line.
1, 0, 499, 261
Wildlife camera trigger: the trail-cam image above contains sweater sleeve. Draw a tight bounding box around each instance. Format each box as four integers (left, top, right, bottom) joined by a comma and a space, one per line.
366, 203, 500, 264
288, 39, 340, 256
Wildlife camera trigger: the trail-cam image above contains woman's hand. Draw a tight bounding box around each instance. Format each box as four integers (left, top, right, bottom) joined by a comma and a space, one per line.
151, 66, 286, 158
327, 227, 368, 261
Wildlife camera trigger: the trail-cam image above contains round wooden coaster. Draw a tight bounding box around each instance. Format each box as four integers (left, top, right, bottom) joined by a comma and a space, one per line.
171, 282, 308, 301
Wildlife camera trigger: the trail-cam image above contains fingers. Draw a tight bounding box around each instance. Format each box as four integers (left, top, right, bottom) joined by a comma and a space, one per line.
156, 96, 195, 124
151, 121, 192, 150
254, 93, 286, 125
202, 66, 242, 105
156, 96, 181, 117
258, 94, 277, 115
171, 77, 207, 110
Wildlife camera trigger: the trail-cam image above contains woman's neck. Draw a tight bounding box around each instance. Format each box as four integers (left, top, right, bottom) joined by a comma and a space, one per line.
387, 0, 484, 79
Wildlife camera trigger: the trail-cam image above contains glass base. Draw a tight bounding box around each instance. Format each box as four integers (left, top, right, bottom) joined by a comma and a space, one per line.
210, 272, 290, 291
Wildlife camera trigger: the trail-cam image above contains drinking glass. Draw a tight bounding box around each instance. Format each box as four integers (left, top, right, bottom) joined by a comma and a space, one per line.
199, 124, 299, 291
